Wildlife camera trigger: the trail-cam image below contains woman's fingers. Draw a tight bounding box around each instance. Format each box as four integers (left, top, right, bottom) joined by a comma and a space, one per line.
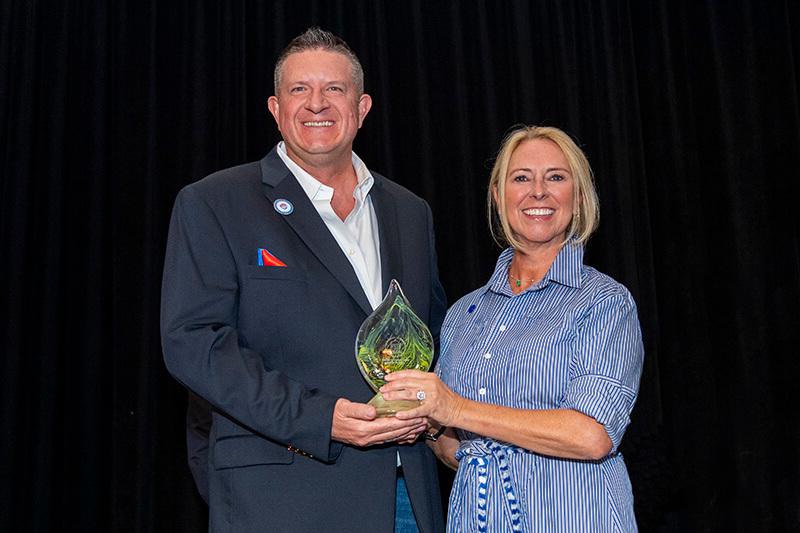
380, 371, 458, 424
384, 369, 426, 381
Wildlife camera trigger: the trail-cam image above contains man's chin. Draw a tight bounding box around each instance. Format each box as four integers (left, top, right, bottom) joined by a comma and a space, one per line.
286, 143, 353, 168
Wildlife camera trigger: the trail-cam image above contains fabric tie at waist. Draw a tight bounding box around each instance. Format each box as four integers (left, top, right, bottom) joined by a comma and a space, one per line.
455, 439, 526, 532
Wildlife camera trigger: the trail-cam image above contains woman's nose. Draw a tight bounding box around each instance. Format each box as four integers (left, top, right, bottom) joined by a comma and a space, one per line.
529, 178, 547, 199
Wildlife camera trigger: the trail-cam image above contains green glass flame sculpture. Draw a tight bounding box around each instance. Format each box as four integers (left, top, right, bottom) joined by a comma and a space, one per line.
355, 279, 434, 417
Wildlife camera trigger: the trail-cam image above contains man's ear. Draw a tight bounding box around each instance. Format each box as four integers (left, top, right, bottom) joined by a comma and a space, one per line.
357, 94, 372, 128
267, 96, 280, 126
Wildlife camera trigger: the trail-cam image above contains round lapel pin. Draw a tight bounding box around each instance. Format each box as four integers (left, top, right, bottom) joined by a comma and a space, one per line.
273, 198, 294, 215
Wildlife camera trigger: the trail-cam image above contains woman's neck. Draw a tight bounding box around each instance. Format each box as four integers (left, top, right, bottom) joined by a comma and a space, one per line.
508, 244, 562, 293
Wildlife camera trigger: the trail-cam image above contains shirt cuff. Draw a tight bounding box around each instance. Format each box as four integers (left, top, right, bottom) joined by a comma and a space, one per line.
562, 374, 637, 452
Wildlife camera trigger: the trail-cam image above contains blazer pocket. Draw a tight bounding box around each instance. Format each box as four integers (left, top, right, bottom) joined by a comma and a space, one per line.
244, 265, 307, 282
214, 435, 295, 470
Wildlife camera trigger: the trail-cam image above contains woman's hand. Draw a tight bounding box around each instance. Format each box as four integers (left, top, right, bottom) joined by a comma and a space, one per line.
380, 370, 466, 427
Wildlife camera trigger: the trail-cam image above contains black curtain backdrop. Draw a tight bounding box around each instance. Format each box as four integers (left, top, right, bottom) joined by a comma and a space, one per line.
2, 1, 799, 531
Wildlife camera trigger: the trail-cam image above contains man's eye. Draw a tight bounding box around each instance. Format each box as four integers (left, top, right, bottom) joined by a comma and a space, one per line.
328, 86, 344, 92
290, 87, 305, 93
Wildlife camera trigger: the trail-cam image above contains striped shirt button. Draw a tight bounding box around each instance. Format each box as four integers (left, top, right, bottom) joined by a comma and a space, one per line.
478, 387, 487, 395
483, 352, 492, 359
499, 324, 507, 331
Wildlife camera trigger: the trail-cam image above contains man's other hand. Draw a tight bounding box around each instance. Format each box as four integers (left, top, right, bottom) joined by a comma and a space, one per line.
330, 398, 427, 447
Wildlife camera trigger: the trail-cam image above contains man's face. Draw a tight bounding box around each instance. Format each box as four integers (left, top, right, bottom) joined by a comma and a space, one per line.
268, 50, 372, 170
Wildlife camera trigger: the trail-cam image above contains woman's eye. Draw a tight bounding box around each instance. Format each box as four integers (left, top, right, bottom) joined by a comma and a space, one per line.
549, 174, 565, 182
513, 174, 528, 182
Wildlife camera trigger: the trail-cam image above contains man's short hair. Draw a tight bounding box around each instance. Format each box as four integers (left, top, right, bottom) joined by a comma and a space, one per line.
273, 27, 365, 95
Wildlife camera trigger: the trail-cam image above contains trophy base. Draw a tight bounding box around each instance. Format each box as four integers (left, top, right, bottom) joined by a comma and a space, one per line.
368, 392, 420, 418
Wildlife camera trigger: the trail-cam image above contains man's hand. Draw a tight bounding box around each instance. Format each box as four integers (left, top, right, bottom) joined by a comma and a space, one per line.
331, 398, 427, 447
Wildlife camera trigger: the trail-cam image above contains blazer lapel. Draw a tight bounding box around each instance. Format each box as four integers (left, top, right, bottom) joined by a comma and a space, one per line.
370, 175, 404, 294
259, 149, 373, 316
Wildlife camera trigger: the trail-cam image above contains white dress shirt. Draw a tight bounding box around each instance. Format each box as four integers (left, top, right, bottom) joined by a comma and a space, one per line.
276, 142, 383, 309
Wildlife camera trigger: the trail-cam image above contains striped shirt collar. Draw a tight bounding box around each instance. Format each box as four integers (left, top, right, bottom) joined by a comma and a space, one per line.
484, 241, 584, 296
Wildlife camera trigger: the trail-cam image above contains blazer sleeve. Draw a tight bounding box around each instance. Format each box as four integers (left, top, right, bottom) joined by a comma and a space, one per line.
160, 185, 342, 462
185, 391, 211, 504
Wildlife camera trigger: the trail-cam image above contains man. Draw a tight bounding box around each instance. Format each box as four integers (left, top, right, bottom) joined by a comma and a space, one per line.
161, 28, 447, 532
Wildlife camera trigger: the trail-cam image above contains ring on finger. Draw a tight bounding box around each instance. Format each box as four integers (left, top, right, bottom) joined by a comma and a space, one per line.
416, 390, 426, 401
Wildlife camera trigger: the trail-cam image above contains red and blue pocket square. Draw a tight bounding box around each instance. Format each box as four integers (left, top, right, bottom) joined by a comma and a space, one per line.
257, 248, 287, 267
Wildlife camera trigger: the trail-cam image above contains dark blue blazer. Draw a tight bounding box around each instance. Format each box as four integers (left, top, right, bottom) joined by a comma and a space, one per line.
161, 148, 447, 533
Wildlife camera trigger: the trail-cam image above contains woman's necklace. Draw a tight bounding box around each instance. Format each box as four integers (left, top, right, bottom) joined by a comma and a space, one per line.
507, 268, 538, 288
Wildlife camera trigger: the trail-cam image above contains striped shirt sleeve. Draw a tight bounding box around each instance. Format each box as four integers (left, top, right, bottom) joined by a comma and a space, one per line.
561, 288, 644, 452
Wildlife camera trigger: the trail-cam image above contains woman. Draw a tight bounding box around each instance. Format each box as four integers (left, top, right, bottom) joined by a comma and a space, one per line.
381, 126, 644, 532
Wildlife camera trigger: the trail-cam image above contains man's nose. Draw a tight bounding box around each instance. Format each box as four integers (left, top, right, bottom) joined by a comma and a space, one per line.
307, 89, 328, 112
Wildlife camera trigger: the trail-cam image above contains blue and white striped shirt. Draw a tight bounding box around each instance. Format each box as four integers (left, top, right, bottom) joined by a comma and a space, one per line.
437, 243, 644, 532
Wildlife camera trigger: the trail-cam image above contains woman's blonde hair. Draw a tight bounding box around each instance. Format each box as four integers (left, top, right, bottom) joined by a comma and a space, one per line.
487, 125, 599, 249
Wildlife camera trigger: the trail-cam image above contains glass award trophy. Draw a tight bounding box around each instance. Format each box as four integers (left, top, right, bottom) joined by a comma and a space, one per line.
355, 279, 434, 417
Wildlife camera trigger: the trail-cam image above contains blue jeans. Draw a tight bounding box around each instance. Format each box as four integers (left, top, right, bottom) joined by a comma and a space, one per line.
395, 472, 420, 533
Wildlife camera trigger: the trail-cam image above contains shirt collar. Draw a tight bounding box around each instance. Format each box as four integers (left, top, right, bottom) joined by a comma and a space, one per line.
482, 241, 585, 297
276, 141, 374, 204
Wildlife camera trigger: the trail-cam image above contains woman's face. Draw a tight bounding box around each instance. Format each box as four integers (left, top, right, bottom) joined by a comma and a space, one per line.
501, 138, 575, 251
